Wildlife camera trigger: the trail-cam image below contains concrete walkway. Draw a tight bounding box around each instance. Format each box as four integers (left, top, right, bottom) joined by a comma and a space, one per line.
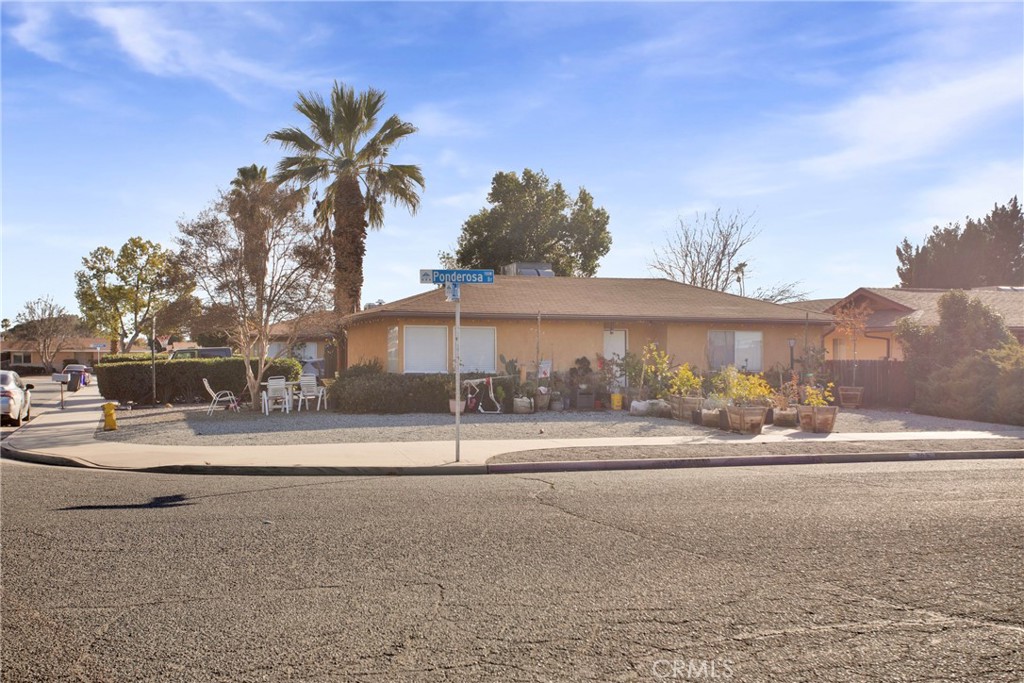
3, 384, 1022, 476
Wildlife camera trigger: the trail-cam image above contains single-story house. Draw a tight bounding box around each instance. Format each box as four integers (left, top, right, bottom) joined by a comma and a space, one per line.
268, 311, 343, 376
0, 336, 118, 371
803, 287, 1024, 361
342, 276, 834, 379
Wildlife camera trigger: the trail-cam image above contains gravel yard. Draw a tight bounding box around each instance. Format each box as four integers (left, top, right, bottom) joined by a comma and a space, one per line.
96, 404, 1024, 448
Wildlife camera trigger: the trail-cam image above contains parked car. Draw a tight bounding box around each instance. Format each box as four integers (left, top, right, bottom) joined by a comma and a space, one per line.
168, 347, 233, 360
0, 371, 33, 426
62, 363, 92, 386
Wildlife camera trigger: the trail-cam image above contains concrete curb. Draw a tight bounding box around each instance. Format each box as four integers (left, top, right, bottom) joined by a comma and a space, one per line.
3, 441, 1021, 476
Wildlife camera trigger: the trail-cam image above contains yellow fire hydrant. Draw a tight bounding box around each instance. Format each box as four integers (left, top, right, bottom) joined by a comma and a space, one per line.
102, 402, 118, 431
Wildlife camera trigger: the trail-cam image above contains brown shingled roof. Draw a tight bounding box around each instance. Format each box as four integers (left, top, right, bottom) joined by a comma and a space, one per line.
345, 277, 835, 325
829, 287, 1024, 330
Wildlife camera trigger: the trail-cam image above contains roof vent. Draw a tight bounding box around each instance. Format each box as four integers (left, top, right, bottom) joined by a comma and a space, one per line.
502, 262, 555, 277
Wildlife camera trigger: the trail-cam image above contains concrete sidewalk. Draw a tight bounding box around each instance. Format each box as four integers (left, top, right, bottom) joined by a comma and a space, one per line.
3, 384, 1022, 476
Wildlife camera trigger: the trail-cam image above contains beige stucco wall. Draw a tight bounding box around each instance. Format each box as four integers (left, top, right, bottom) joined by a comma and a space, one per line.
824, 332, 901, 361
348, 317, 827, 376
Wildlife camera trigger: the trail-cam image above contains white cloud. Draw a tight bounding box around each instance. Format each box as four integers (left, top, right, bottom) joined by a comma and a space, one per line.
405, 103, 485, 139
799, 56, 1023, 177
82, 5, 310, 100
7, 4, 62, 62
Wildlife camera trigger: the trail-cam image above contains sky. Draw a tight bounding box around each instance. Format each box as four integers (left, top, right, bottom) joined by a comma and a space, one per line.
2, 1, 1022, 325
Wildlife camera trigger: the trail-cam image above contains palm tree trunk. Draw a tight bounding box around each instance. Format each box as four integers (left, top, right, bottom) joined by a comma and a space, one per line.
331, 176, 368, 372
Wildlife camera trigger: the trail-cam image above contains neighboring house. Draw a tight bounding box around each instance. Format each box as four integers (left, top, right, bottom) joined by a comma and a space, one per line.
815, 287, 1024, 361
267, 311, 341, 376
0, 336, 116, 371
343, 276, 834, 377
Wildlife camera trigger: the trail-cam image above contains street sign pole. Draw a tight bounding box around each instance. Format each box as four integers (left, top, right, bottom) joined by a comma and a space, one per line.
422, 269, 494, 464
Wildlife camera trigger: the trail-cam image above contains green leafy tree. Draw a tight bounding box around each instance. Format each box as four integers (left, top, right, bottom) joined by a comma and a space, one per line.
265, 81, 424, 322
176, 167, 333, 404
895, 290, 1017, 379
896, 197, 1023, 287
453, 168, 611, 277
11, 296, 90, 372
75, 237, 196, 352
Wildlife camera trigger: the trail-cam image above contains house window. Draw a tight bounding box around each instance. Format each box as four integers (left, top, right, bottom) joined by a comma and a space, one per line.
708, 331, 763, 372
457, 327, 496, 373
12, 352, 31, 364
404, 325, 448, 373
387, 327, 399, 373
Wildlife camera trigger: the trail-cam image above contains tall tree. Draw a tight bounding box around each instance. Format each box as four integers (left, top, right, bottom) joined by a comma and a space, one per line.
74, 237, 196, 352
175, 168, 333, 404
649, 209, 807, 302
11, 297, 88, 372
265, 81, 424, 321
453, 168, 612, 277
896, 196, 1024, 288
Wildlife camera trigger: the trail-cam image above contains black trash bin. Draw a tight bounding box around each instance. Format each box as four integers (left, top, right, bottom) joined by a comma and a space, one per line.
67, 371, 82, 392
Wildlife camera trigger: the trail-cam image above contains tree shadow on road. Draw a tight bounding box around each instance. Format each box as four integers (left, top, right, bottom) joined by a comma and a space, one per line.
58, 493, 194, 511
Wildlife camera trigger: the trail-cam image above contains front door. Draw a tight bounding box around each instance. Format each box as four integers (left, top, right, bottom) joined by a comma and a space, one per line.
603, 330, 627, 390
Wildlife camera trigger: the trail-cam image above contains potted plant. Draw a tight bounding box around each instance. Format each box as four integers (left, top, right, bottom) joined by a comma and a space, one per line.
833, 302, 869, 408
698, 394, 727, 428
796, 382, 839, 433
514, 380, 536, 414
571, 356, 595, 410
770, 372, 801, 428
494, 385, 507, 413
447, 377, 467, 415
666, 362, 703, 421
716, 366, 772, 434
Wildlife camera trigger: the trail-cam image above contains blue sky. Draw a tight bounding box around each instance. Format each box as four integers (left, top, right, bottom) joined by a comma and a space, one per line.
2, 1, 1022, 324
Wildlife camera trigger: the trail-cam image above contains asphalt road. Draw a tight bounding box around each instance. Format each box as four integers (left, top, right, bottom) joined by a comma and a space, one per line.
2, 460, 1022, 682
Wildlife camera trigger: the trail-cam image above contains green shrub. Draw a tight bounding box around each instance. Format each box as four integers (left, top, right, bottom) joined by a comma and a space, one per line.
913, 344, 1024, 425
328, 370, 517, 414
95, 357, 301, 405
98, 352, 169, 364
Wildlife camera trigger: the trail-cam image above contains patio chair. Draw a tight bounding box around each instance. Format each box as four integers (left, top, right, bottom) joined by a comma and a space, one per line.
203, 378, 238, 416
295, 374, 326, 412
262, 376, 292, 415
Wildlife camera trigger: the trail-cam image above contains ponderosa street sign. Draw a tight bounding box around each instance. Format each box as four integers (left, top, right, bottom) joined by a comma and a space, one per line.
419, 267, 495, 463
419, 269, 494, 285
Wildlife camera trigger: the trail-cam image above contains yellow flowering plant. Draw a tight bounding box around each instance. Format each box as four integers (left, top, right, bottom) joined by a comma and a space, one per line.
802, 382, 835, 407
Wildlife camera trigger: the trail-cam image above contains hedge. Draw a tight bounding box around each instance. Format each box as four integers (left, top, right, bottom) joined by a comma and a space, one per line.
327, 365, 517, 414
98, 353, 169, 364
913, 344, 1024, 426
95, 357, 301, 405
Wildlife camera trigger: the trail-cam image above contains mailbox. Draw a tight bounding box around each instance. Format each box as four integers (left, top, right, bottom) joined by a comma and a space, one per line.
52, 373, 70, 384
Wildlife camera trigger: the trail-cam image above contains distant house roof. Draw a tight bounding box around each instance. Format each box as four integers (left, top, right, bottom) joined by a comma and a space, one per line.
345, 277, 835, 325
782, 298, 843, 314
268, 310, 343, 339
828, 287, 1024, 331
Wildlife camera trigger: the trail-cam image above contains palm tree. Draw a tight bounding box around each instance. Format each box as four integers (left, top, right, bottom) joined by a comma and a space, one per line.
265, 82, 424, 322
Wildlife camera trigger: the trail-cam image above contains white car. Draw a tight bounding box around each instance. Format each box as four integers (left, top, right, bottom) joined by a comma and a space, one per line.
0, 371, 33, 426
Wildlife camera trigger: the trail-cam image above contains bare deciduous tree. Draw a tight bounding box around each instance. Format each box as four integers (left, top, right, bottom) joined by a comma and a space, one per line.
649, 209, 807, 303
175, 167, 333, 405
12, 297, 86, 372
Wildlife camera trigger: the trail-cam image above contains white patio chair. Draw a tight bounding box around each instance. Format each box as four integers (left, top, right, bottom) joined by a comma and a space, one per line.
262, 376, 292, 415
203, 378, 238, 416
295, 374, 326, 412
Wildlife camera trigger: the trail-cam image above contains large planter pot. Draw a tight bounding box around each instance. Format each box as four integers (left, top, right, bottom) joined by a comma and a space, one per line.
576, 391, 595, 410
668, 396, 704, 421
534, 392, 551, 410
725, 406, 769, 435
773, 408, 799, 428
796, 405, 839, 433
512, 397, 534, 414
550, 397, 564, 412
449, 399, 466, 415
699, 409, 720, 428
838, 386, 864, 409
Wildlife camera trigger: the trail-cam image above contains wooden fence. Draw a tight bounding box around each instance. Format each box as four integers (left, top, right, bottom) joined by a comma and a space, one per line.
826, 360, 914, 408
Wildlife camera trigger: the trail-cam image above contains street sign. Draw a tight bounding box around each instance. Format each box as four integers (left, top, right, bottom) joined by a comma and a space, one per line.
420, 269, 494, 285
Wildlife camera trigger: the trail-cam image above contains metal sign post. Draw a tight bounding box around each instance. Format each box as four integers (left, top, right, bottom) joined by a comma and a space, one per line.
421, 269, 494, 462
